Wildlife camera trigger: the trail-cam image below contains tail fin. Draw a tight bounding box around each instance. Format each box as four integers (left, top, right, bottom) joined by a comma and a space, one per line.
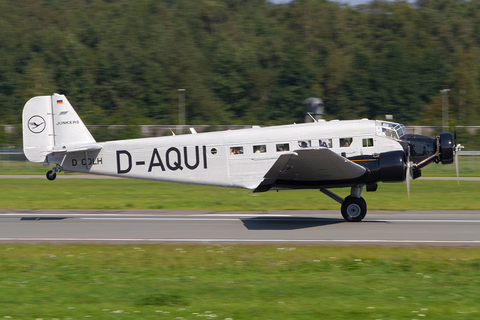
23, 93, 96, 163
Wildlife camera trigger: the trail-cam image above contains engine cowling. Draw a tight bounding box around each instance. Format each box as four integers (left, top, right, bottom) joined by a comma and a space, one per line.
401, 134, 435, 164
439, 132, 454, 165
401, 132, 454, 167
378, 150, 406, 182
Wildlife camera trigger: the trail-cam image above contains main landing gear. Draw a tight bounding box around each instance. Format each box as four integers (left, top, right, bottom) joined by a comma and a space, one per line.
320, 185, 367, 222
46, 165, 63, 181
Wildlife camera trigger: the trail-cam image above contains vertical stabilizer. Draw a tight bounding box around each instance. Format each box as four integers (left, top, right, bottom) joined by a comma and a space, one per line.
23, 94, 96, 163
51, 93, 96, 148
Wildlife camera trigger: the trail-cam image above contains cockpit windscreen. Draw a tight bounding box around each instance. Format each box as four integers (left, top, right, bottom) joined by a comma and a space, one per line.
377, 121, 406, 139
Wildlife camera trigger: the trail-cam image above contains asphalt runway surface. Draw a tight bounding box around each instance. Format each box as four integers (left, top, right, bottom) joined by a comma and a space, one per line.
2, 209, 480, 246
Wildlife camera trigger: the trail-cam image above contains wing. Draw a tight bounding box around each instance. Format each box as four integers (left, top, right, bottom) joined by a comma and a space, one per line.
254, 148, 368, 192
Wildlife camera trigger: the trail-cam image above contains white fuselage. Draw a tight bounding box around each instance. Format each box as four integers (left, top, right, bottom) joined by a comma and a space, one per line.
47, 119, 404, 190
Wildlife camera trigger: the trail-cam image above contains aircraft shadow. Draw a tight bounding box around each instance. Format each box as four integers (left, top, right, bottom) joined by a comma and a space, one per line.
241, 216, 345, 230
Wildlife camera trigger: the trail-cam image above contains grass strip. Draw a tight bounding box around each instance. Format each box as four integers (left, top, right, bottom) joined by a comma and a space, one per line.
1, 244, 480, 319
0, 178, 478, 211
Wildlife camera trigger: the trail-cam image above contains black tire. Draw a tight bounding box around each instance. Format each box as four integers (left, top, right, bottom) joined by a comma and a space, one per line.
341, 196, 367, 222
46, 170, 56, 181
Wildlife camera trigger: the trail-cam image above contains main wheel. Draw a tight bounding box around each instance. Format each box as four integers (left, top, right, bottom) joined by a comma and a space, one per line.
341, 196, 367, 222
46, 170, 57, 181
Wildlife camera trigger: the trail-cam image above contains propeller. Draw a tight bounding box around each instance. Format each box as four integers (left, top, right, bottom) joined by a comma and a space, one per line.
406, 143, 413, 199
453, 127, 464, 185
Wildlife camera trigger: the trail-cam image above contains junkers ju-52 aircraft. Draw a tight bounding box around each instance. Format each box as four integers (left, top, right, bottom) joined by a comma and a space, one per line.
23, 94, 462, 222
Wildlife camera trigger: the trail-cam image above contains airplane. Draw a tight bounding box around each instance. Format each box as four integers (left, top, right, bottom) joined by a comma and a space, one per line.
22, 93, 462, 222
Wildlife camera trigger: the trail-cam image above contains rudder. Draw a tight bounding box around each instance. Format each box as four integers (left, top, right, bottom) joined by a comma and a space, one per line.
23, 96, 55, 163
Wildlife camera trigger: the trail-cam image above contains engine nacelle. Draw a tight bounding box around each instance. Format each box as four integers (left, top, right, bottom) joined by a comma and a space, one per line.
401, 134, 435, 164
439, 132, 454, 165
378, 150, 406, 182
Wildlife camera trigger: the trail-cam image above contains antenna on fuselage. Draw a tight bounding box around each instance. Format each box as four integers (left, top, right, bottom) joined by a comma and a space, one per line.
304, 98, 324, 123
307, 112, 318, 122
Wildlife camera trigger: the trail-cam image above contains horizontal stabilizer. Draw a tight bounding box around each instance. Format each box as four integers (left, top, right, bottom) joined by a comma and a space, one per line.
51, 144, 103, 154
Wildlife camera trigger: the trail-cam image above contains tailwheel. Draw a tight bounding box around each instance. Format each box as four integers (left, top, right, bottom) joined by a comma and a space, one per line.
46, 170, 57, 181
341, 196, 367, 222
46, 165, 63, 181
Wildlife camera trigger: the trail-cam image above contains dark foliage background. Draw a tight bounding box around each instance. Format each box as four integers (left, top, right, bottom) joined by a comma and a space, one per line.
1, 0, 479, 128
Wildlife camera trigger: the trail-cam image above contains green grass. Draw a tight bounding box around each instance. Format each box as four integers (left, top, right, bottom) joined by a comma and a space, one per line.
1, 245, 480, 319
1, 160, 480, 319
0, 160, 48, 175
0, 178, 478, 210
421, 156, 480, 177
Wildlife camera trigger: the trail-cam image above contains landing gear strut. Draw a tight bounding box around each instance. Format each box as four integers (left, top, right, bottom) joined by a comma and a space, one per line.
46, 165, 63, 181
320, 185, 367, 222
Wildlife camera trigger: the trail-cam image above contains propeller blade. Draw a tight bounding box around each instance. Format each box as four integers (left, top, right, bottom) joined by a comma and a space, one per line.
406, 161, 411, 199
406, 144, 412, 199
455, 150, 459, 185
453, 127, 463, 185
454, 126, 458, 148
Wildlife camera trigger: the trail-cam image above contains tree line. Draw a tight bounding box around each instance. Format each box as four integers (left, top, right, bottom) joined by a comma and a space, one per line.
1, 0, 480, 132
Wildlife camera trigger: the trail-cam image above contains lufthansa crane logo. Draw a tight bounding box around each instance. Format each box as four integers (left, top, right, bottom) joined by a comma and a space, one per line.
28, 115, 46, 134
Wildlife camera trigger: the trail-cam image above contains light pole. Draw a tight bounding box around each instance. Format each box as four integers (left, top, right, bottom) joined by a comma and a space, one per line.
440, 89, 450, 131
178, 89, 185, 134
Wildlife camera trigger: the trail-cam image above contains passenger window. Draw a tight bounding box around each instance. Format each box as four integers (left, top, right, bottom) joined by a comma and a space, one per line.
298, 140, 311, 148
340, 138, 353, 148
362, 138, 374, 147
253, 145, 266, 153
276, 143, 289, 152
319, 139, 332, 148
230, 146, 243, 155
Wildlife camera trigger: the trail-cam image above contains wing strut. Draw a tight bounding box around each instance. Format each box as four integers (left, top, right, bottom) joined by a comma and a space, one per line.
320, 189, 344, 204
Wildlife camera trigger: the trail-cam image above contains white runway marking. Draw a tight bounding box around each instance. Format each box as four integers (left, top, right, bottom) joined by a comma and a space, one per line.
373, 220, 480, 223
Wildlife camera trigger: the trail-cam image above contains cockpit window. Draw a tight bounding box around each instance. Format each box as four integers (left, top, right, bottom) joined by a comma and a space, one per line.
377, 121, 406, 139
383, 127, 398, 138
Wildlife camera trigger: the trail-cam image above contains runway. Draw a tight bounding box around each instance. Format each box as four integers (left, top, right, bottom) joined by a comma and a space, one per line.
1, 209, 480, 246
